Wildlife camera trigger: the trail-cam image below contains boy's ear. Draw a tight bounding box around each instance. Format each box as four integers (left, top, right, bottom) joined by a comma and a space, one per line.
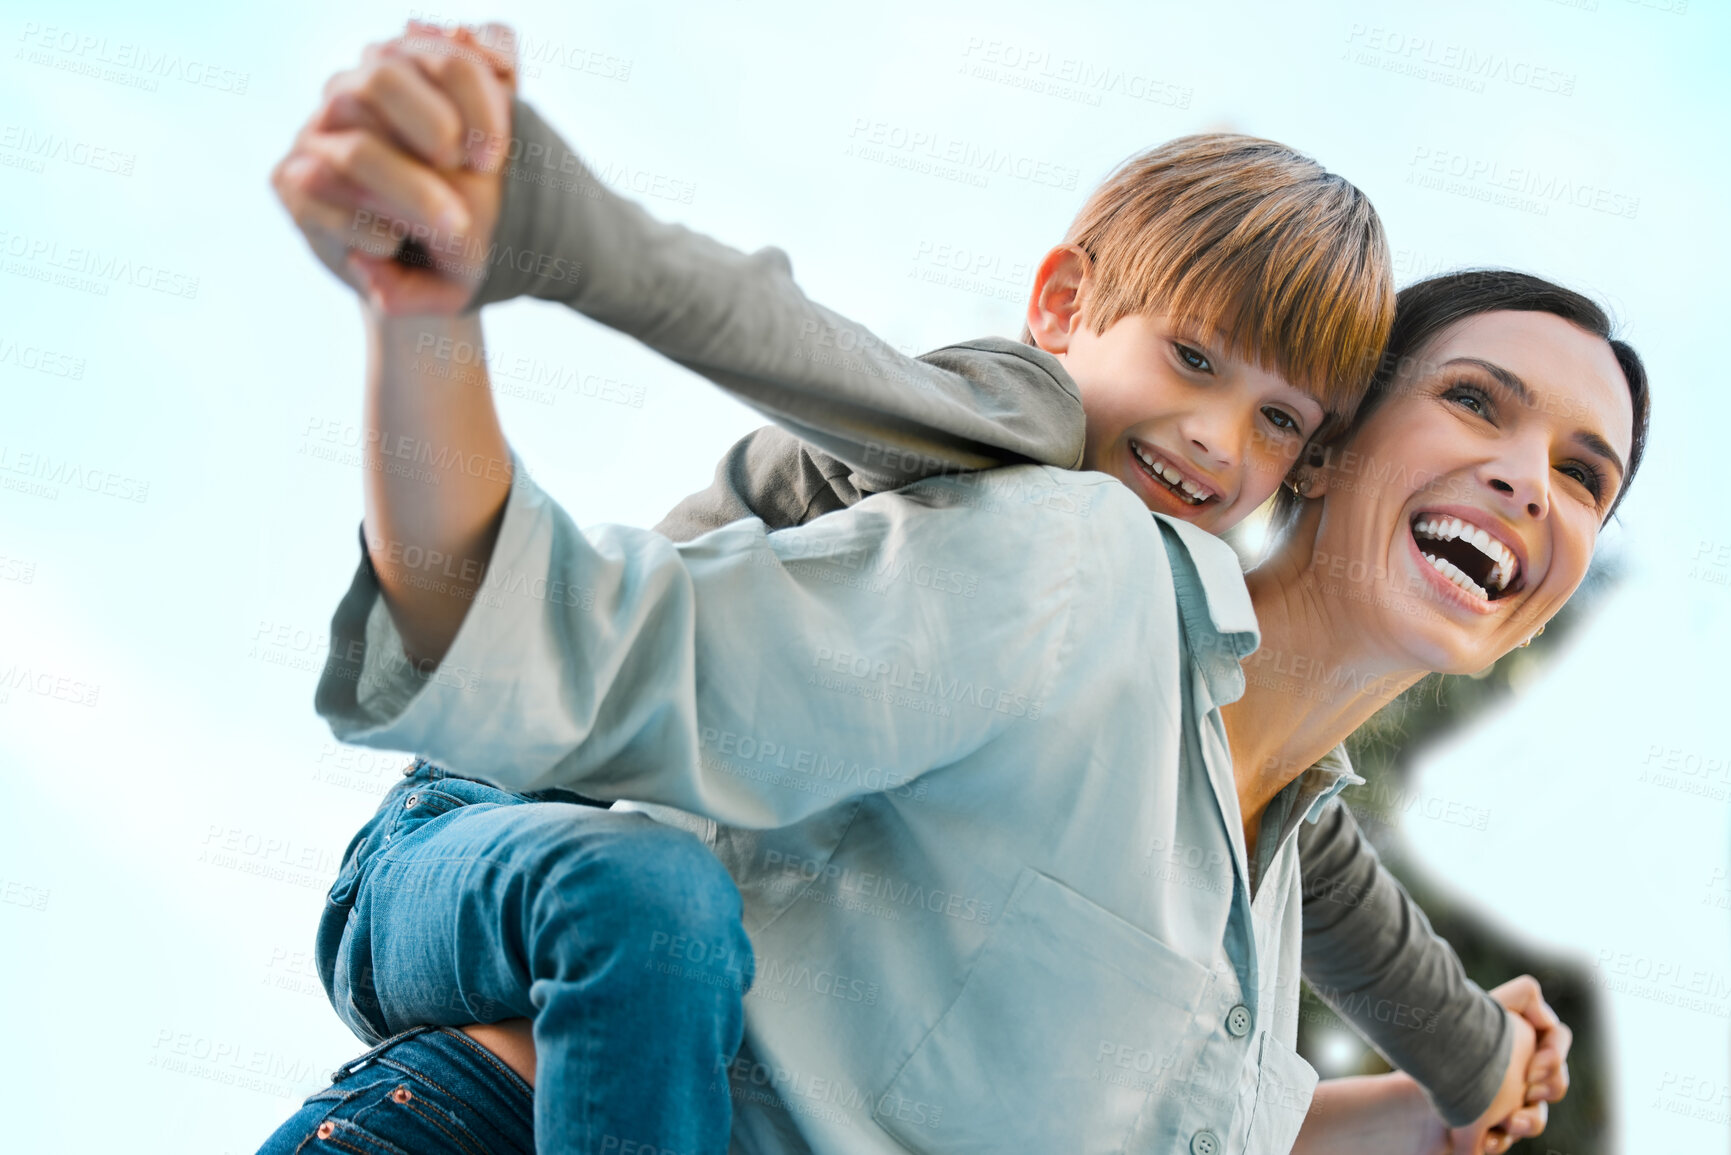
1026, 244, 1091, 354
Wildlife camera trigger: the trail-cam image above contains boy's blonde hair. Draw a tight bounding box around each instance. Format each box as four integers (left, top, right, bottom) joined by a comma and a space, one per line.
1059, 134, 1394, 438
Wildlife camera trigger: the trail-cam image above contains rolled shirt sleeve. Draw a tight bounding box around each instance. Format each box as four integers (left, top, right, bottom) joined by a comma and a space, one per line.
315, 453, 1074, 829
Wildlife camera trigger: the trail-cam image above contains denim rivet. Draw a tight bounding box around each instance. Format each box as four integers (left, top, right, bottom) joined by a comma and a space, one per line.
390, 1086, 414, 1104
405, 794, 419, 808
316, 1121, 335, 1139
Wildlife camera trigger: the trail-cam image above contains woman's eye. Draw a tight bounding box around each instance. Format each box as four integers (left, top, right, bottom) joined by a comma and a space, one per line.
1262, 406, 1299, 433
1558, 462, 1605, 500
1445, 384, 1490, 416
1175, 343, 1213, 373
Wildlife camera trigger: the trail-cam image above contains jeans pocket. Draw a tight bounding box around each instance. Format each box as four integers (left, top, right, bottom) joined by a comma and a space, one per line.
874, 867, 1212, 1154
341, 1079, 497, 1155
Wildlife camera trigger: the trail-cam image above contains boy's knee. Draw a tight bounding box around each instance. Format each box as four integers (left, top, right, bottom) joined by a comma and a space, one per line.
539, 821, 745, 954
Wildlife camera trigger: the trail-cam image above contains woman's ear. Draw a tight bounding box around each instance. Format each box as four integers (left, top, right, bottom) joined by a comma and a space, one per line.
1025, 244, 1091, 355
1287, 442, 1333, 499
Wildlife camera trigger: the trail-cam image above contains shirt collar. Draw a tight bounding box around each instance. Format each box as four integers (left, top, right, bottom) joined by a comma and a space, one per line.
1295, 743, 1366, 828
1151, 515, 1260, 705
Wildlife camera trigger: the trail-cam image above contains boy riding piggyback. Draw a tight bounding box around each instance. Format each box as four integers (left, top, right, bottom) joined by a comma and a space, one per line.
265, 20, 1567, 1155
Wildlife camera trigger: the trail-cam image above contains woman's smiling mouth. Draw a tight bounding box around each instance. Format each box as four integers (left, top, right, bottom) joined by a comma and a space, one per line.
1409, 511, 1526, 603
1129, 439, 1218, 507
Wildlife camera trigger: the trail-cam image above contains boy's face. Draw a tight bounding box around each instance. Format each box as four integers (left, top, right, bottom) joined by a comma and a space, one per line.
1059, 311, 1326, 534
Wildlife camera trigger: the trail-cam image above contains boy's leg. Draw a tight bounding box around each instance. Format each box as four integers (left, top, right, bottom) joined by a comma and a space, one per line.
322, 764, 754, 1155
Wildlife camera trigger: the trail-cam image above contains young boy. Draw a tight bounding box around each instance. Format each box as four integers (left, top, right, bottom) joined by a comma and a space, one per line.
266, 23, 1558, 1155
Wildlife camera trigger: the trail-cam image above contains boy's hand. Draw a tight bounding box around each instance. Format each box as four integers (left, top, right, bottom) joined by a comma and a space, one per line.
1446, 974, 1572, 1155
271, 22, 518, 314
1492, 974, 1573, 1109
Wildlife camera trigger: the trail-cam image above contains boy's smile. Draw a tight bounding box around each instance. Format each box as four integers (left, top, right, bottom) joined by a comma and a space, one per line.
1023, 246, 1339, 537
1050, 310, 1326, 535
1128, 437, 1220, 509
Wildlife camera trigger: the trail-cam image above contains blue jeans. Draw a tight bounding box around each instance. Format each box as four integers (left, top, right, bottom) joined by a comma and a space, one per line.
284, 760, 754, 1155
256, 1025, 533, 1155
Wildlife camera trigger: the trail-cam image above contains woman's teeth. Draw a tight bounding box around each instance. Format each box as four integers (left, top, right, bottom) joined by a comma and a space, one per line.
1424, 553, 1489, 600
1131, 443, 1209, 505
1412, 515, 1519, 597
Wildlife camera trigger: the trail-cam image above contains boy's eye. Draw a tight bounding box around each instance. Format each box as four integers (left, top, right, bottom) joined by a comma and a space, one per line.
1262, 406, 1300, 434
1174, 343, 1213, 373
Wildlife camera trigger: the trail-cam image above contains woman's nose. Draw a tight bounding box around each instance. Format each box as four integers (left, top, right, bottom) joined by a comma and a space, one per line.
1486, 464, 1548, 519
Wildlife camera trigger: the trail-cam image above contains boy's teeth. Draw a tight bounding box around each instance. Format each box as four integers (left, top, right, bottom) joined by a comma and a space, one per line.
1131, 443, 1208, 505
1422, 551, 1489, 600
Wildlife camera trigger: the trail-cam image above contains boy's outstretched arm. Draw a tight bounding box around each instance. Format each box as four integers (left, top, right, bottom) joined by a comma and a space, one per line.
283, 24, 1082, 490
464, 100, 1082, 489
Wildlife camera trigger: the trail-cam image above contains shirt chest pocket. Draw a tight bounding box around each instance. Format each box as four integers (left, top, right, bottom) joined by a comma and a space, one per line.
874, 866, 1211, 1154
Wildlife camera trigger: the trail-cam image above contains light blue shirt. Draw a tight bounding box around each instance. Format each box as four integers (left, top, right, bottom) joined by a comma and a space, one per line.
316, 455, 1362, 1155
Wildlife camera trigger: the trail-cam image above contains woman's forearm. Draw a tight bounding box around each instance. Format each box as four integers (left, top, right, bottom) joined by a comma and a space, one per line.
361, 307, 512, 668
1291, 1074, 1448, 1155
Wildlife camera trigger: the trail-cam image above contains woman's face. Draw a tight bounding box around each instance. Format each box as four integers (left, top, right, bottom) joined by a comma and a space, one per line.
1308, 309, 1634, 675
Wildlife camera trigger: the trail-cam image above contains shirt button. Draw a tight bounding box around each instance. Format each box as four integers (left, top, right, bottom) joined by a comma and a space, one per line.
1190, 1129, 1221, 1155
1226, 1004, 1252, 1037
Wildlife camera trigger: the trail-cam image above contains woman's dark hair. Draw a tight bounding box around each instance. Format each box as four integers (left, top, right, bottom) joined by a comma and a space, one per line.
1271, 268, 1651, 535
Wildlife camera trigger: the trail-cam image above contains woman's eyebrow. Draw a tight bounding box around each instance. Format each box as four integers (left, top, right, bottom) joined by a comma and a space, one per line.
1441, 356, 1626, 480
1439, 356, 1532, 405
1576, 430, 1626, 483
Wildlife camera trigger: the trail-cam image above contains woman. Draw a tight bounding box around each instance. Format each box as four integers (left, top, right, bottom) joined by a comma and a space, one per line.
257, 268, 1646, 1155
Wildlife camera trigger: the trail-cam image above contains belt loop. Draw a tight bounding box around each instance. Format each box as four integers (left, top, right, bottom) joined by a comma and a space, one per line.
329, 1024, 437, 1083
404, 758, 446, 782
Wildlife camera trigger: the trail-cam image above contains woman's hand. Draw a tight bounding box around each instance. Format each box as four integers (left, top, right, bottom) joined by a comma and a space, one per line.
271, 21, 518, 315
